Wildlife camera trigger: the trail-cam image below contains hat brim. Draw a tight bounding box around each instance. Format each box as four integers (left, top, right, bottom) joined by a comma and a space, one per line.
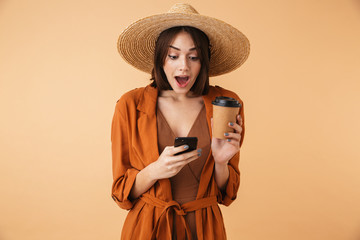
118, 12, 250, 77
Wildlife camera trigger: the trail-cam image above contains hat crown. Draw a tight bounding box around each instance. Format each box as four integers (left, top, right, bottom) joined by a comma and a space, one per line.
118, 3, 250, 76
167, 3, 199, 14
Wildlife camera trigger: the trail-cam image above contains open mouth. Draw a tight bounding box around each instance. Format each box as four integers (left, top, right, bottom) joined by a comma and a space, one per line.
175, 76, 190, 87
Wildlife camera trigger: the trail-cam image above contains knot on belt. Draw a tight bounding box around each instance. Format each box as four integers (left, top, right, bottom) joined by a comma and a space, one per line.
140, 193, 217, 240
165, 200, 186, 216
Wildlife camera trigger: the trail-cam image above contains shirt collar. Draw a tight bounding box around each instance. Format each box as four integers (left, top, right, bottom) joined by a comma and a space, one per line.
137, 85, 158, 115
137, 84, 221, 117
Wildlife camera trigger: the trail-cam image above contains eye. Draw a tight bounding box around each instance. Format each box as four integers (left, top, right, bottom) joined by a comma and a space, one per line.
189, 56, 199, 61
168, 55, 178, 60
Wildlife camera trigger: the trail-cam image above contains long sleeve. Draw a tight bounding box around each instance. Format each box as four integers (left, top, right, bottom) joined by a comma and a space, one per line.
110, 85, 243, 239
217, 96, 245, 206
111, 99, 139, 210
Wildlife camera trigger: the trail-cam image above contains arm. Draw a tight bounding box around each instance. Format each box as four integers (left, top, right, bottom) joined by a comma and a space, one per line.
111, 100, 140, 210
214, 151, 241, 206
212, 100, 245, 206
112, 98, 201, 206
214, 161, 230, 191
128, 164, 157, 200
112, 93, 203, 208
130, 145, 201, 199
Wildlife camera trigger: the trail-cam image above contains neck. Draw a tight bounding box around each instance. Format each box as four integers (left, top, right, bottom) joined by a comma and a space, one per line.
159, 90, 198, 101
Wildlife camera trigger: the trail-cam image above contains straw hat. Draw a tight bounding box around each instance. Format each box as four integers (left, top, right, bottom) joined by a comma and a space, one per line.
117, 3, 250, 77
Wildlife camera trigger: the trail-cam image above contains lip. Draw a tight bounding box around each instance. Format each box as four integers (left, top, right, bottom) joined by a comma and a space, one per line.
175, 75, 190, 88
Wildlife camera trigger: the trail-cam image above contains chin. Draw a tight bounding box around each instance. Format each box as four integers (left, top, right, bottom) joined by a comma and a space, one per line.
172, 87, 191, 94
175, 81, 196, 92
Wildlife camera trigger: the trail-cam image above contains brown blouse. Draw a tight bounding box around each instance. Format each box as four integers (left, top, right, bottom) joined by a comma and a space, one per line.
157, 105, 211, 239
112, 85, 244, 240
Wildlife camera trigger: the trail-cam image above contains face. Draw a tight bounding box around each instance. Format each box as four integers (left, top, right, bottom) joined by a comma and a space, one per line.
163, 31, 201, 94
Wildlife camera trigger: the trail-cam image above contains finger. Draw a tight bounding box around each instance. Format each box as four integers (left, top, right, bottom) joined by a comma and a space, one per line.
228, 121, 243, 133
224, 139, 240, 148
222, 135, 241, 147
237, 114, 243, 126
171, 153, 200, 169
184, 154, 200, 164
172, 149, 201, 162
176, 148, 201, 160
224, 132, 241, 142
171, 144, 190, 155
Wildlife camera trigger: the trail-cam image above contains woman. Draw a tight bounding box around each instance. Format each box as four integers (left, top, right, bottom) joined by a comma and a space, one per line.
111, 3, 250, 240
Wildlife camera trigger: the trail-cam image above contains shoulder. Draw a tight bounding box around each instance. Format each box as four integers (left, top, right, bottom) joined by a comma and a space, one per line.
117, 87, 145, 103
113, 87, 145, 116
114, 86, 147, 112
114, 85, 158, 115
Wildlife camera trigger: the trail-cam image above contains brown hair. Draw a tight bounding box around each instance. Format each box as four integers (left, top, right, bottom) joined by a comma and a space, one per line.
150, 26, 211, 95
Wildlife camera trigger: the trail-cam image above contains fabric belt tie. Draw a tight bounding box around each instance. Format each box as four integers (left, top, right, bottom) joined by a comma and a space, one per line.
140, 193, 218, 240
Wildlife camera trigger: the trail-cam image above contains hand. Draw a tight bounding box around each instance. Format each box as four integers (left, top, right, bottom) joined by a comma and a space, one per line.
149, 145, 201, 180
211, 115, 243, 165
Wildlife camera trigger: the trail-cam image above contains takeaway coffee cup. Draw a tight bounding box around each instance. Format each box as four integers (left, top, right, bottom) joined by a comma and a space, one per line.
212, 96, 241, 139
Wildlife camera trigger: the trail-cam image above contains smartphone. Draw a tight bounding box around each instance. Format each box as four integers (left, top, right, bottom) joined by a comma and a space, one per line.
174, 137, 198, 156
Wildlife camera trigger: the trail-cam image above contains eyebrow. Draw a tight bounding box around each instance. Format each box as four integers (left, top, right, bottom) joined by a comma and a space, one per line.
169, 45, 197, 51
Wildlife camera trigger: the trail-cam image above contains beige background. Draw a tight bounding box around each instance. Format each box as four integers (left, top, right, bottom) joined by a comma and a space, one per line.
1, 0, 360, 239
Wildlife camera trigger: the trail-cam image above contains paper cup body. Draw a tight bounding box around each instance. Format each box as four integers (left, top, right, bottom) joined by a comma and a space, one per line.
212, 96, 241, 139
212, 105, 239, 139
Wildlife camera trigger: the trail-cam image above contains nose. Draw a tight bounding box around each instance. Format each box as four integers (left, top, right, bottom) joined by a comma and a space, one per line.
179, 56, 190, 71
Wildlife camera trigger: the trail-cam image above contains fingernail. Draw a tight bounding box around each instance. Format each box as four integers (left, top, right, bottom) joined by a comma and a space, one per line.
198, 153, 201, 157
227, 139, 231, 142
183, 145, 189, 149
224, 133, 229, 136
229, 122, 234, 126
197, 148, 202, 153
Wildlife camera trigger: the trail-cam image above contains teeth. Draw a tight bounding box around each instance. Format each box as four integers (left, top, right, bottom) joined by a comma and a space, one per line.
176, 76, 189, 80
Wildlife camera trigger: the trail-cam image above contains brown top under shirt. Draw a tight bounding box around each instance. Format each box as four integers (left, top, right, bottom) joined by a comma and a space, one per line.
157, 105, 211, 240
